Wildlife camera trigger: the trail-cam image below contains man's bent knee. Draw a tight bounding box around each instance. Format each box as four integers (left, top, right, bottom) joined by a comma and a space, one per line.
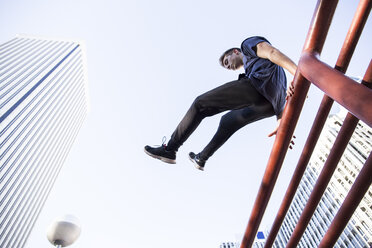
192, 95, 207, 113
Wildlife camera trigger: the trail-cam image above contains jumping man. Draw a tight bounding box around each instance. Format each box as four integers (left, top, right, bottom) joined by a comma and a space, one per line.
144, 36, 296, 171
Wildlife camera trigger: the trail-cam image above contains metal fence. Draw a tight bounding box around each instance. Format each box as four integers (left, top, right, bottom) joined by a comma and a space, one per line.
239, 0, 372, 247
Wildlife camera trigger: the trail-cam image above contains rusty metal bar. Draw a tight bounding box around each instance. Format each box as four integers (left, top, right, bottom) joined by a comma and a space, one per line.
264, 94, 333, 248
335, 0, 372, 71
264, 0, 371, 246
239, 0, 339, 247
317, 60, 372, 248
299, 53, 372, 127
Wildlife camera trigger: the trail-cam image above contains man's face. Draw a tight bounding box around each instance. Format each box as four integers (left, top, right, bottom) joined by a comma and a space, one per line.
223, 49, 243, 70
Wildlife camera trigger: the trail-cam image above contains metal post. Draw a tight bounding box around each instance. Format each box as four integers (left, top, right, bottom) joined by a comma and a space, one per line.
240, 0, 339, 247
264, 0, 371, 246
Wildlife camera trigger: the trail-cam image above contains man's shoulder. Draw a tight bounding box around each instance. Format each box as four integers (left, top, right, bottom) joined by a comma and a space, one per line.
241, 36, 270, 46
241, 36, 271, 57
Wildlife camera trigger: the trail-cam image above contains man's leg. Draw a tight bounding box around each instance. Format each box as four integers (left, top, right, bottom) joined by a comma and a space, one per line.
167, 78, 263, 152
188, 85, 275, 170
145, 78, 268, 164
198, 102, 275, 162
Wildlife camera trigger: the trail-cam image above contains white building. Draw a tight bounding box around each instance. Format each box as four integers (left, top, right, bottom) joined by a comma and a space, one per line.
273, 108, 372, 247
221, 231, 266, 248
0, 35, 89, 248
219, 242, 239, 248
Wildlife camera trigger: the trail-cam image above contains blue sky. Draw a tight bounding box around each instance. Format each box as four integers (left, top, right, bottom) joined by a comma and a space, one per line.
1, 0, 371, 247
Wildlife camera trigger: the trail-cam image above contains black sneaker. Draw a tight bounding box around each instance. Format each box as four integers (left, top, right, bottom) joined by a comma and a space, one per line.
144, 144, 176, 164
188, 152, 206, 171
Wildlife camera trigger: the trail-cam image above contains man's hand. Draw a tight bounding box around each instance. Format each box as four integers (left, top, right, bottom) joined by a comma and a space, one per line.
267, 119, 280, 137
286, 83, 294, 100
268, 118, 295, 149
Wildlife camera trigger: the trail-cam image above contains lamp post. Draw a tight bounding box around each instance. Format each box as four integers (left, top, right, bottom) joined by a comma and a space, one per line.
47, 214, 81, 247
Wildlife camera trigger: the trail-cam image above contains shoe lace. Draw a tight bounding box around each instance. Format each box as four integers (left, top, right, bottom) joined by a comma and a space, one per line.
149, 136, 168, 148
161, 136, 167, 147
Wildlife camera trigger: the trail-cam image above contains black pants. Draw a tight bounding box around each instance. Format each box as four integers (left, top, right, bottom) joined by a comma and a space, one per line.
167, 78, 275, 161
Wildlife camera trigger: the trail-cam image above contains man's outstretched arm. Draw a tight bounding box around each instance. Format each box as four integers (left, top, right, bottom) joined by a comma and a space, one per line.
256, 41, 297, 139
256, 41, 297, 76
255, 41, 297, 101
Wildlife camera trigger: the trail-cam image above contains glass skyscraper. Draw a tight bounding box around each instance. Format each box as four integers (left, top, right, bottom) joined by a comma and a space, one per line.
0, 35, 88, 248
273, 108, 372, 248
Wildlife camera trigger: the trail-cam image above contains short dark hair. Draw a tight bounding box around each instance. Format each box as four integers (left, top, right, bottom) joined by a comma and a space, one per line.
219, 47, 241, 67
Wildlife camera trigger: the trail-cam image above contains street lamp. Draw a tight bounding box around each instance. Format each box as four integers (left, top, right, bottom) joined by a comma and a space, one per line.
47, 214, 81, 248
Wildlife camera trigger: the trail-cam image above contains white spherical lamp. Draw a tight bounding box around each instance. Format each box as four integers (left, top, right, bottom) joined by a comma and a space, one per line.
46, 214, 81, 247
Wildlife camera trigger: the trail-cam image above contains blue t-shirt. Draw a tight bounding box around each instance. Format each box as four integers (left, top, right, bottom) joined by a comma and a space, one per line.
241, 36, 287, 118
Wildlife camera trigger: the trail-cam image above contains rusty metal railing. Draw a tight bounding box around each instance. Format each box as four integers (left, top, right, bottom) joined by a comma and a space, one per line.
264, 0, 371, 246
240, 0, 372, 247
317, 62, 372, 248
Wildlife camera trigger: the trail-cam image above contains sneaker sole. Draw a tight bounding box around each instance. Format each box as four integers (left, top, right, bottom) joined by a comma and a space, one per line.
188, 155, 204, 171
144, 148, 176, 164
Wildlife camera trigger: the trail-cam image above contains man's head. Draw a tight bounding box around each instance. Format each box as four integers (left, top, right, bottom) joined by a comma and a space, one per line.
219, 48, 243, 70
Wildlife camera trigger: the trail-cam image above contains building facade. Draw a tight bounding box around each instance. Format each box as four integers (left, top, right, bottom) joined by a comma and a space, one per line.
220, 231, 266, 248
273, 108, 372, 247
219, 242, 239, 248
0, 35, 89, 248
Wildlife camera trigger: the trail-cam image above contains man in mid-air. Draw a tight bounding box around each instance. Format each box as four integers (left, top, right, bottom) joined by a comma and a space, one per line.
144, 36, 296, 171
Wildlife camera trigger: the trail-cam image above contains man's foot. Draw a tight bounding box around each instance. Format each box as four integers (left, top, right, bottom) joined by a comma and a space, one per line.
189, 152, 206, 171
144, 144, 176, 164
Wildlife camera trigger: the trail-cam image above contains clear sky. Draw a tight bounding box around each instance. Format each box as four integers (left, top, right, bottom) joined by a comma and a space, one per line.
1, 0, 371, 247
